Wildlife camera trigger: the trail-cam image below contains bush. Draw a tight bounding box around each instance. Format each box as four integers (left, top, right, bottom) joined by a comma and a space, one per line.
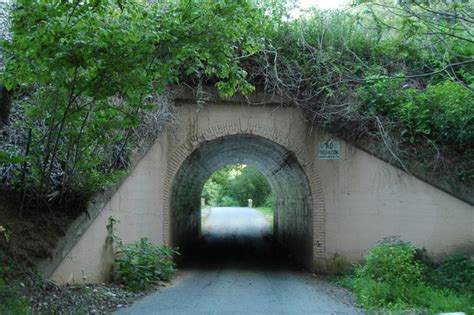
263, 194, 273, 208
115, 238, 179, 291
427, 253, 474, 294
349, 238, 474, 314
355, 237, 423, 297
219, 196, 240, 207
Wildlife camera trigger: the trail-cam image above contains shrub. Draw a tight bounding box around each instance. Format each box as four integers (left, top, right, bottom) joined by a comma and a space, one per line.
263, 194, 273, 208
355, 237, 423, 298
349, 237, 474, 314
114, 238, 179, 291
427, 253, 474, 294
219, 196, 240, 207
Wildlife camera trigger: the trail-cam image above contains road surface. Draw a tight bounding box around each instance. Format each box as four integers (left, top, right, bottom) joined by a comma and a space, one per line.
117, 207, 360, 315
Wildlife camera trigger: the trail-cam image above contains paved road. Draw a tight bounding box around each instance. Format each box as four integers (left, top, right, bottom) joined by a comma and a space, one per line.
117, 207, 360, 315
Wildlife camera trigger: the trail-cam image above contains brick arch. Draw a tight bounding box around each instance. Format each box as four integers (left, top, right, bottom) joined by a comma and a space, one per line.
162, 120, 326, 263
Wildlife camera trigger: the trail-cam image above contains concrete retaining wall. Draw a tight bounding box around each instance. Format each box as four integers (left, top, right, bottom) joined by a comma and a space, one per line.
49, 98, 473, 283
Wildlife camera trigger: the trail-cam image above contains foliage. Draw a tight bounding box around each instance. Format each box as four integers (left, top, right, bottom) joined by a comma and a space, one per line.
1, 0, 472, 213
0, 0, 269, 207
202, 165, 272, 207
219, 196, 240, 207
357, 79, 474, 151
256, 206, 273, 228
0, 225, 10, 243
426, 253, 474, 295
0, 269, 30, 314
250, 0, 474, 184
263, 194, 273, 208
346, 237, 474, 313
114, 238, 179, 291
354, 237, 424, 303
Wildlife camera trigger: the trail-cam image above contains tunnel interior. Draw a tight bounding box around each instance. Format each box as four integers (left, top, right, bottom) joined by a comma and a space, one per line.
170, 134, 313, 267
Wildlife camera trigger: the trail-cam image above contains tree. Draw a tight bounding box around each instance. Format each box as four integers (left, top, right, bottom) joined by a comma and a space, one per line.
0, 0, 269, 207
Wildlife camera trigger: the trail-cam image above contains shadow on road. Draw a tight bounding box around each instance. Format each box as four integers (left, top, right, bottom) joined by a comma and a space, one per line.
116, 207, 362, 314
182, 207, 297, 271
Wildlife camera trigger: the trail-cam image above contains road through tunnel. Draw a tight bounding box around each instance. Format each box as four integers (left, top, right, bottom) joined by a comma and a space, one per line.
170, 134, 314, 267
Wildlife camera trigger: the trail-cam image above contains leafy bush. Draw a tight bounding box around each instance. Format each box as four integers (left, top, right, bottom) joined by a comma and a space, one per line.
357, 79, 474, 150
219, 196, 240, 207
350, 237, 473, 314
115, 238, 179, 291
354, 237, 424, 304
263, 194, 273, 208
427, 253, 474, 294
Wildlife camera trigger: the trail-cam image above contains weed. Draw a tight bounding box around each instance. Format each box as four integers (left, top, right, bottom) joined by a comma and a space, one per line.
114, 238, 179, 291
346, 237, 473, 314
427, 253, 474, 294
0, 275, 30, 314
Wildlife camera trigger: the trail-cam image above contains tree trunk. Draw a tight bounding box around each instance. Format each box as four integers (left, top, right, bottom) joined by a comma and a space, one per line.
0, 85, 11, 126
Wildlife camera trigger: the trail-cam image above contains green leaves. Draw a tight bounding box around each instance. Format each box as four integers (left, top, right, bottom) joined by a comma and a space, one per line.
114, 238, 179, 291
202, 165, 271, 207
349, 237, 473, 313
1, 0, 268, 203
357, 78, 474, 151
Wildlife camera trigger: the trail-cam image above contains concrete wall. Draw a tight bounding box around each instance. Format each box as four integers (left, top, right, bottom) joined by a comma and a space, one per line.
50, 139, 169, 283
314, 135, 474, 261
50, 97, 474, 283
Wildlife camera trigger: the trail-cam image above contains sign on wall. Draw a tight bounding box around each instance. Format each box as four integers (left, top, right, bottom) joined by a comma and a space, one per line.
319, 139, 341, 160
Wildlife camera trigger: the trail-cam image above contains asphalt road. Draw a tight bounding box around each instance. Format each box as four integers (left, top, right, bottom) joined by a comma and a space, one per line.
116, 207, 360, 315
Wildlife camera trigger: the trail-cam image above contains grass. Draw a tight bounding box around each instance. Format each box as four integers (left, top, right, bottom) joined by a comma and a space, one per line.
0, 277, 30, 314
256, 207, 273, 230
333, 239, 474, 314
200, 207, 212, 233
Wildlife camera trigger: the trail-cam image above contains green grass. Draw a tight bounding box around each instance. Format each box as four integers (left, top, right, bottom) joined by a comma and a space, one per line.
256, 207, 273, 230
334, 239, 474, 314
200, 207, 212, 233
0, 278, 30, 314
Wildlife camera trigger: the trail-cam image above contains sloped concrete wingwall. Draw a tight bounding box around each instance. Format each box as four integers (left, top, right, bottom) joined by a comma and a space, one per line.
49, 98, 473, 284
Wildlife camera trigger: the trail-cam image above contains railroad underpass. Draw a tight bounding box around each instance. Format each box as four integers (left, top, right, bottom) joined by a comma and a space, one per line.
170, 134, 313, 268
47, 90, 473, 284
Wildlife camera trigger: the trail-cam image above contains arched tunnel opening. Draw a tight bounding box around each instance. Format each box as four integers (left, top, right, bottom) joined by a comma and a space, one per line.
170, 134, 313, 268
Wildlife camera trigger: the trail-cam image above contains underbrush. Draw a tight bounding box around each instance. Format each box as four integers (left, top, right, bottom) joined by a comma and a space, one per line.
336, 237, 474, 314
114, 238, 179, 292
0, 271, 30, 314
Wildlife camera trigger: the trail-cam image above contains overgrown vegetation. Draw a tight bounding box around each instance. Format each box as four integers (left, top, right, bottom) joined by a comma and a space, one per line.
0, 225, 30, 314
0, 0, 268, 211
0, 0, 472, 311
201, 164, 272, 208
249, 0, 473, 185
0, 0, 472, 214
0, 275, 30, 314
337, 237, 474, 314
115, 238, 178, 292
107, 217, 179, 292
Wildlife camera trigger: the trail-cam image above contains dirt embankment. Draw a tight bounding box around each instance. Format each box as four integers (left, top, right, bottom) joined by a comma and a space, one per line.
0, 195, 165, 314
